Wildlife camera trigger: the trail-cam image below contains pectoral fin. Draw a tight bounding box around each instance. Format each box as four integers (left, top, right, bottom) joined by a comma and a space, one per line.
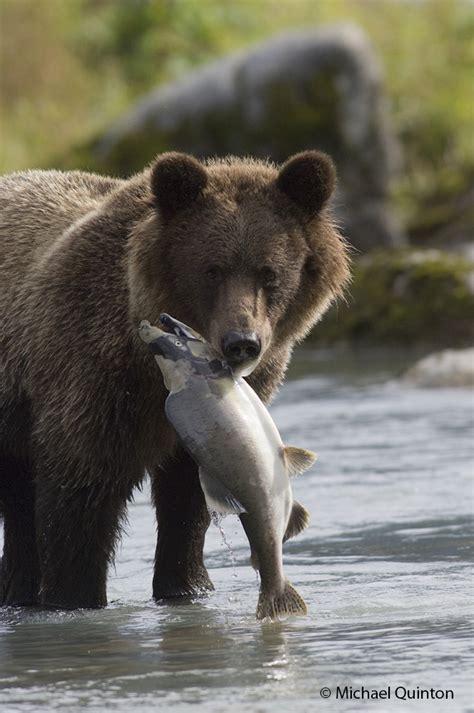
283, 500, 310, 543
282, 446, 317, 477
198, 467, 246, 515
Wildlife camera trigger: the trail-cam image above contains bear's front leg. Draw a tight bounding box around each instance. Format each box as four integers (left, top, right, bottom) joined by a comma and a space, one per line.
151, 449, 214, 600
0, 456, 40, 606
35, 477, 128, 609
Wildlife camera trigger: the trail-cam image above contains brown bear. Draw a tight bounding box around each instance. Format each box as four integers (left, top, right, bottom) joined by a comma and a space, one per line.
0, 151, 349, 609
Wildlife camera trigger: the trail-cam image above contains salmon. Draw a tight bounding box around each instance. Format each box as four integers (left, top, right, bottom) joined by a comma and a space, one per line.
139, 315, 316, 619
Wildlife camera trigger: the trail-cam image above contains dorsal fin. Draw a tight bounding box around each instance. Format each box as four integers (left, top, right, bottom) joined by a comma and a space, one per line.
282, 446, 317, 477
283, 501, 310, 543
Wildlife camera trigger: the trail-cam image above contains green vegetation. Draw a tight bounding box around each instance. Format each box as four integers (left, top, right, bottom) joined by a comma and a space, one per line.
1, 0, 473, 236
314, 249, 474, 347
1, 1, 472, 348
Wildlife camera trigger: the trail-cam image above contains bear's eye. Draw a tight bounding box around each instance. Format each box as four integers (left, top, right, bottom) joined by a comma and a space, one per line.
259, 266, 278, 288
206, 266, 222, 281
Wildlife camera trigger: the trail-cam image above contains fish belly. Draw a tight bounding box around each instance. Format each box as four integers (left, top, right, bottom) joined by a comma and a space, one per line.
165, 376, 287, 505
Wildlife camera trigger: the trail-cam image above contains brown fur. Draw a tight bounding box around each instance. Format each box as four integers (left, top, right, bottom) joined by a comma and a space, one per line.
0, 152, 350, 608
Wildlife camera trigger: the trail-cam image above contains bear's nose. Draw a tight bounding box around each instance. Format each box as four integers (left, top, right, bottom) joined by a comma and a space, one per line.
222, 331, 261, 364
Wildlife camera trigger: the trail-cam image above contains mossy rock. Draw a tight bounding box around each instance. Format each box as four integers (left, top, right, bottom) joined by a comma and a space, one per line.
313, 249, 474, 347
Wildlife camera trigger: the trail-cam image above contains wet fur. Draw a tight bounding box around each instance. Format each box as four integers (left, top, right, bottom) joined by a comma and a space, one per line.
0, 153, 349, 608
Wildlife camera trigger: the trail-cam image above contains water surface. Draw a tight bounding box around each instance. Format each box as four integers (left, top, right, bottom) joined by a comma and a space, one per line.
1, 351, 473, 712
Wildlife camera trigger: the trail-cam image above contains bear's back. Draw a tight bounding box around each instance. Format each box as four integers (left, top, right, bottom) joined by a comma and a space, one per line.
0, 170, 123, 278
0, 170, 136, 457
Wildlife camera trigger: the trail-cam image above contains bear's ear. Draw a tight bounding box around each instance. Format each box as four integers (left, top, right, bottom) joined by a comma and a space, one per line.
276, 150, 336, 218
150, 152, 208, 219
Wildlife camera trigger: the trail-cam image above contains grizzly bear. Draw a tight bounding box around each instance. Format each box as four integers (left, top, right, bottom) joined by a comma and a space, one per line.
0, 151, 349, 609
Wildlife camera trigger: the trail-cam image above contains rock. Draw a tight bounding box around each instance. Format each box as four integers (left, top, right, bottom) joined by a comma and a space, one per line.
402, 349, 474, 387
311, 248, 474, 347
410, 184, 474, 251
92, 25, 404, 252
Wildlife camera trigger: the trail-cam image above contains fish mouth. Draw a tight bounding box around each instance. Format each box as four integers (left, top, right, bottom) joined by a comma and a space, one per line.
139, 320, 174, 358
139, 320, 167, 343
158, 313, 179, 333
159, 313, 204, 342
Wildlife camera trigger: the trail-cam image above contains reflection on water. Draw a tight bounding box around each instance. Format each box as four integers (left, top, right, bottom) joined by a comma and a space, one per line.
1, 350, 473, 712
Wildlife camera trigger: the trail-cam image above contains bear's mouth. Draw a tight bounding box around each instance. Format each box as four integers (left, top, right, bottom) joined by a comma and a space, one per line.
157, 314, 262, 377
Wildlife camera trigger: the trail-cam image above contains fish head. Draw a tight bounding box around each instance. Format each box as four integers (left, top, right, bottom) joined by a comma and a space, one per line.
159, 314, 256, 378
139, 319, 230, 391
158, 313, 206, 343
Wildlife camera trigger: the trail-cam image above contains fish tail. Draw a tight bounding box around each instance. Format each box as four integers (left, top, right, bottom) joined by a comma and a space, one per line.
256, 580, 307, 621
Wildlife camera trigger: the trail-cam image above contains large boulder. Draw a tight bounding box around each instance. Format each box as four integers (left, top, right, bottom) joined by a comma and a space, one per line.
93, 25, 404, 251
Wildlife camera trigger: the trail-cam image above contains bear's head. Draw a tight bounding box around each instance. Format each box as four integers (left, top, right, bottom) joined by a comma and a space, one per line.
130, 151, 350, 377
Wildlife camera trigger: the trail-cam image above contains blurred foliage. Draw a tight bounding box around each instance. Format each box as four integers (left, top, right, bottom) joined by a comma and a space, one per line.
313, 248, 474, 347
1, 0, 473, 234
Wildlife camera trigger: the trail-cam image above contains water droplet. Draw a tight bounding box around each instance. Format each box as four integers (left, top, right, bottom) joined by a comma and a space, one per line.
211, 511, 237, 576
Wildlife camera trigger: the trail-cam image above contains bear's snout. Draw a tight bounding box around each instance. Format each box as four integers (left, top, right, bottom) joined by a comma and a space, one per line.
222, 331, 261, 365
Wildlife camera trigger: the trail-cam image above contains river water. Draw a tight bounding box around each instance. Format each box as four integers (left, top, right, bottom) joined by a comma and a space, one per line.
1, 351, 473, 712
